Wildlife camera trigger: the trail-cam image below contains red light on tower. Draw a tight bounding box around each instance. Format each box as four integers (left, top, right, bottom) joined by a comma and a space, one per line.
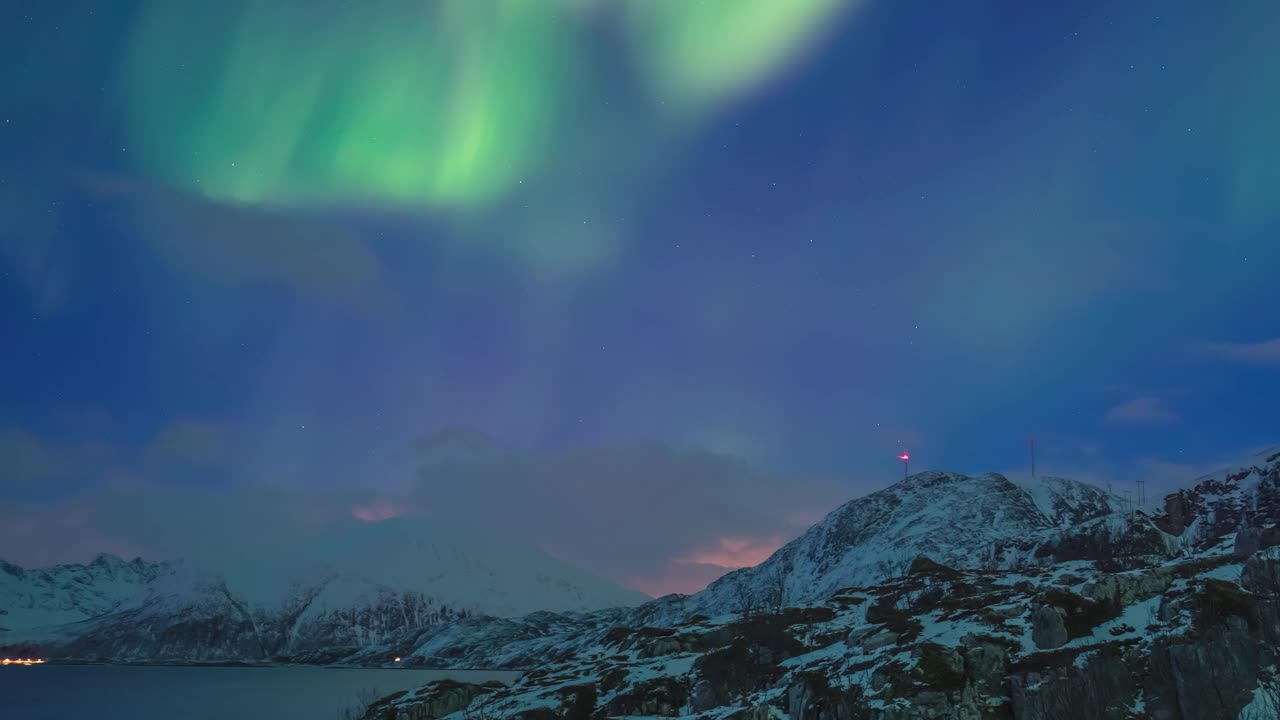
897, 452, 910, 479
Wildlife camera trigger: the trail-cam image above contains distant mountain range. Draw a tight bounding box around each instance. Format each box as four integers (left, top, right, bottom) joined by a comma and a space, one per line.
0, 517, 645, 663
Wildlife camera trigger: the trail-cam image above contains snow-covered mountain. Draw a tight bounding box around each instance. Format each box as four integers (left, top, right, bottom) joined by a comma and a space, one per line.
370, 449, 1280, 672
0, 517, 646, 663
0, 554, 169, 633
683, 472, 1120, 618
355, 448, 1280, 720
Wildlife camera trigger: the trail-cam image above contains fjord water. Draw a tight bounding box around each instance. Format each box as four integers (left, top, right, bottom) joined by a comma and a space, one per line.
0, 665, 521, 719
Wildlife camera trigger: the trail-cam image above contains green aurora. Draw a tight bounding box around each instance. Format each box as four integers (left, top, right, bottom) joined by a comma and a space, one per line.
122, 0, 856, 209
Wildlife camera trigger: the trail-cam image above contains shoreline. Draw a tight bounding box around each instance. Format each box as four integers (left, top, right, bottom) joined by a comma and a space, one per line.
18, 660, 523, 674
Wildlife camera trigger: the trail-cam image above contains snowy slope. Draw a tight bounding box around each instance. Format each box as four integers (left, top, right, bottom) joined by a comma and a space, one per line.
682, 471, 1119, 618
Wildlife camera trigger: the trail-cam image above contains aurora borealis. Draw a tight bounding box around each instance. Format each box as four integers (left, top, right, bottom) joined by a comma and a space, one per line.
2, 0, 1278, 594
120, 0, 855, 210
123, 1, 581, 207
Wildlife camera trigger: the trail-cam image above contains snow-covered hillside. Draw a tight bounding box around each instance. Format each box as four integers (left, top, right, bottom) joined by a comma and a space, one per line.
0, 517, 646, 662
682, 472, 1119, 618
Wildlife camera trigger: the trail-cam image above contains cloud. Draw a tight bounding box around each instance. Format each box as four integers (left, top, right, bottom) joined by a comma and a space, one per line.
0, 428, 58, 488
0, 183, 72, 313
680, 535, 786, 570
142, 420, 231, 469
1017, 443, 1280, 506
617, 534, 791, 597
351, 498, 404, 522
0, 424, 853, 595
0, 497, 144, 568
80, 174, 391, 311
1204, 338, 1280, 365
624, 561, 740, 598
401, 440, 849, 594
1103, 396, 1181, 426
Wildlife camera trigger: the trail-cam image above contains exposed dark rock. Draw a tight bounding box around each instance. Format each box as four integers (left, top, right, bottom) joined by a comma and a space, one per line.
907, 555, 961, 579
1010, 650, 1135, 720
1160, 617, 1259, 720
786, 672, 869, 720
958, 635, 1011, 698
1192, 579, 1261, 634
1040, 589, 1121, 639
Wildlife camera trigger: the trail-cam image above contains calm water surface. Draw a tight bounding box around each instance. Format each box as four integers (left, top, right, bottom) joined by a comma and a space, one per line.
0, 664, 521, 720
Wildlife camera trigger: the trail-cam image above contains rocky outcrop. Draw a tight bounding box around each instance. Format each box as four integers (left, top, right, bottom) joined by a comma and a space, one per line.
786, 672, 869, 720
602, 677, 687, 717
1152, 452, 1280, 545
362, 680, 506, 720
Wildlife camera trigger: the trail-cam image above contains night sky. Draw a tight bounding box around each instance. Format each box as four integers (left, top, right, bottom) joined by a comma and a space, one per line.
2, 0, 1278, 595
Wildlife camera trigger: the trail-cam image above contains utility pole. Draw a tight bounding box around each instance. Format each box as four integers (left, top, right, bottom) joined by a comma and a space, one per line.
1029, 438, 1036, 478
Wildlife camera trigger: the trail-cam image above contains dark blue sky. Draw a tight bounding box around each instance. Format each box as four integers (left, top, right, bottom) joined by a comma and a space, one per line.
2, 0, 1277, 592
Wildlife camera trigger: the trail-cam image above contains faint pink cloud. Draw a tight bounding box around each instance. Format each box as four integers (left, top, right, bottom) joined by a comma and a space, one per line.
623, 534, 787, 596
1103, 396, 1180, 426
624, 562, 732, 598
681, 535, 784, 570
1205, 338, 1280, 365
351, 499, 404, 522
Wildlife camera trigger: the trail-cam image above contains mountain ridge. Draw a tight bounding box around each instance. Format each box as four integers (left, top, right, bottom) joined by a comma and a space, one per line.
0, 517, 645, 663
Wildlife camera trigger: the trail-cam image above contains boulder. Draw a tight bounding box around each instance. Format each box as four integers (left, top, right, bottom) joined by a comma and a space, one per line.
860, 625, 901, 653
1234, 526, 1262, 559
689, 679, 717, 713
639, 635, 685, 657
1242, 548, 1280, 596
1081, 569, 1172, 607
1030, 605, 1068, 650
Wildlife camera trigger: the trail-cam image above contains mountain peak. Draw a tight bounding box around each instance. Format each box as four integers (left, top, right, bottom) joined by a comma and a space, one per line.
683, 469, 1118, 618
